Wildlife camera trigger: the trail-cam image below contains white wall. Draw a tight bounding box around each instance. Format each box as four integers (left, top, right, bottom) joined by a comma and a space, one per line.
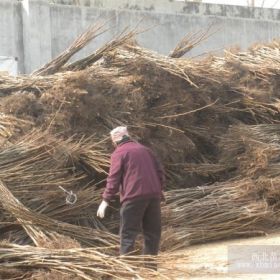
1, 0, 280, 74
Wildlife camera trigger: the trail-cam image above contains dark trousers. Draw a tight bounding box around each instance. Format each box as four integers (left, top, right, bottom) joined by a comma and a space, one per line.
120, 197, 161, 256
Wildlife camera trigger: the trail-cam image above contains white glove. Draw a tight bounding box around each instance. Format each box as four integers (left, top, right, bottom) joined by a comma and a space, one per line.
97, 200, 109, 219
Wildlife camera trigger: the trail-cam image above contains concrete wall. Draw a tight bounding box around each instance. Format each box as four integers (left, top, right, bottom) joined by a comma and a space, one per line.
0, 1, 24, 73
1, 0, 280, 74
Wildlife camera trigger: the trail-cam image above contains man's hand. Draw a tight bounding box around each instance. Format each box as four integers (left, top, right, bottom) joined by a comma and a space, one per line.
97, 200, 109, 219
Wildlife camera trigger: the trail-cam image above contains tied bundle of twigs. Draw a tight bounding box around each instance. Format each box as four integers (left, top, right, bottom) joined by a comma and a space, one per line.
169, 23, 217, 58
0, 129, 109, 197
65, 27, 140, 71
0, 242, 188, 280
0, 179, 118, 248
32, 22, 109, 76
0, 130, 115, 245
161, 179, 278, 250
0, 113, 33, 139
0, 73, 58, 94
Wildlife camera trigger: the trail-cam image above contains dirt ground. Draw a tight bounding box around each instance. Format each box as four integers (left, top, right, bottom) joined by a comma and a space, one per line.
171, 233, 280, 280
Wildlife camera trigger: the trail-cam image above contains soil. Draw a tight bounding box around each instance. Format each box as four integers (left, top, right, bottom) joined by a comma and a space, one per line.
171, 233, 280, 280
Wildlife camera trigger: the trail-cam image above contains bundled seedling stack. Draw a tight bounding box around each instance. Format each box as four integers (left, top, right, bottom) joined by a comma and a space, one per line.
0, 22, 280, 278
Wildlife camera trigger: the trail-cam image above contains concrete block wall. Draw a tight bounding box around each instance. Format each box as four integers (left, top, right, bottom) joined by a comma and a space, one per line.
0, 0, 280, 74
21, 0, 53, 73
0, 1, 24, 73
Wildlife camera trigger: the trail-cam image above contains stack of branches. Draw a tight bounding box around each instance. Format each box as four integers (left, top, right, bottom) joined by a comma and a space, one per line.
0, 129, 119, 245
0, 242, 188, 280
159, 123, 280, 249
2, 22, 280, 266
0, 180, 186, 279
161, 179, 279, 250
0, 158, 191, 279
1, 28, 280, 188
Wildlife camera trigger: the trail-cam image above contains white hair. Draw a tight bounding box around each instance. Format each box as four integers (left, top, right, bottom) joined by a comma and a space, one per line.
110, 126, 129, 143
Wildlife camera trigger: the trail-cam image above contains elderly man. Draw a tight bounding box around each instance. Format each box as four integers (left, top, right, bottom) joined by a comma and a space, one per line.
97, 126, 165, 256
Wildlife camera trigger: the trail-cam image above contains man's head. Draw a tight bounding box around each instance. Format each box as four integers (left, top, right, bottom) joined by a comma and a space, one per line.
110, 126, 130, 146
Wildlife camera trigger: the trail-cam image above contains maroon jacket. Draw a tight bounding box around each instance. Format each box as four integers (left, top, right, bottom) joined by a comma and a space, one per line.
103, 140, 165, 204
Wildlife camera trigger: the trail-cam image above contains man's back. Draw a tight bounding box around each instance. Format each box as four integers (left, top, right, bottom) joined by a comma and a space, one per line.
104, 141, 164, 203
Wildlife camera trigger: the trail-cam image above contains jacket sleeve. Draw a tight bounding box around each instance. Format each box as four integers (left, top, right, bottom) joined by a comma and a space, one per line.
102, 152, 123, 202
